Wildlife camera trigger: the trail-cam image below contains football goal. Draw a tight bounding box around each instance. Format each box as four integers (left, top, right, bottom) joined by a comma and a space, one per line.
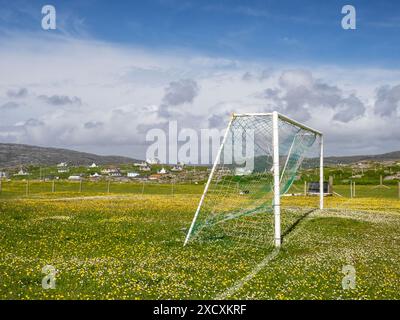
184, 111, 323, 248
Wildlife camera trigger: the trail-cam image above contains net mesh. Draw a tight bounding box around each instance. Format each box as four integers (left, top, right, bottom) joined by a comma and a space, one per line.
187, 114, 321, 248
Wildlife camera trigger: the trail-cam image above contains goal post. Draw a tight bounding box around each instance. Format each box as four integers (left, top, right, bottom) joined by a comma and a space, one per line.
184, 111, 323, 248
183, 115, 235, 246
320, 135, 324, 210
272, 111, 281, 247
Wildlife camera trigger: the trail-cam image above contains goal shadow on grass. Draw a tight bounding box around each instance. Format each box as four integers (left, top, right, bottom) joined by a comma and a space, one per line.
281, 208, 316, 243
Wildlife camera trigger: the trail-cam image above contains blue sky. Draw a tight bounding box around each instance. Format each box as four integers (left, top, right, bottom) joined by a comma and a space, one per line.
0, 1, 400, 159
1, 0, 400, 67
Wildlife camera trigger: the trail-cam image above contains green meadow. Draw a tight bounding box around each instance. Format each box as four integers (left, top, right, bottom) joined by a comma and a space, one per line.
0, 182, 399, 299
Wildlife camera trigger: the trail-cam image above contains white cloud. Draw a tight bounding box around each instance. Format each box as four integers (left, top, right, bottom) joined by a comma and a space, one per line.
38, 94, 82, 106
374, 84, 400, 117
0, 32, 399, 158
6, 87, 28, 98
159, 79, 199, 118
0, 101, 20, 110
260, 69, 367, 122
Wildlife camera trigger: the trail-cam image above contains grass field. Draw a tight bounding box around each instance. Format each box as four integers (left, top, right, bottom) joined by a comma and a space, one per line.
0, 180, 205, 199
1, 180, 399, 199
1, 183, 400, 299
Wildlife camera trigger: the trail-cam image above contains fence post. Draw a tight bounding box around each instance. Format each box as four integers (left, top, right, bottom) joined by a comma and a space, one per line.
328, 176, 333, 194
350, 180, 353, 198
171, 180, 174, 197
142, 181, 145, 195
52, 180, 55, 193
398, 182, 400, 199
0, 178, 2, 193
107, 180, 110, 193
353, 181, 356, 198
26, 180, 29, 196
304, 181, 307, 196
79, 179, 82, 193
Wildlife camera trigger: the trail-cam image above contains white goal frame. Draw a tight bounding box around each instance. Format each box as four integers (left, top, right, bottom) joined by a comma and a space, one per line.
184, 111, 324, 247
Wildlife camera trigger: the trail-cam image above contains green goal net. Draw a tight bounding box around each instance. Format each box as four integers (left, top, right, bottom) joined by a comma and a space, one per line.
184, 112, 322, 248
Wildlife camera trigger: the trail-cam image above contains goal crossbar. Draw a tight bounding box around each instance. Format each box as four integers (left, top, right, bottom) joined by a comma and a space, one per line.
233, 112, 322, 136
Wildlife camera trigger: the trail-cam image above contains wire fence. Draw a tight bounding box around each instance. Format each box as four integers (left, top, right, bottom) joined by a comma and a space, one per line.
0, 179, 398, 200
290, 180, 400, 200
0, 179, 204, 199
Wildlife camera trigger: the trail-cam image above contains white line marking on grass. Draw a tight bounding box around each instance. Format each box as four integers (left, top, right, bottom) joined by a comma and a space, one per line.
215, 248, 280, 299
215, 209, 316, 299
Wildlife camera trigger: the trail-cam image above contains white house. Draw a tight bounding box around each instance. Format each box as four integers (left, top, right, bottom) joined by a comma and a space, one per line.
15, 169, 28, 176
101, 168, 121, 176
127, 172, 140, 178
57, 162, 69, 173
0, 171, 7, 178
57, 162, 68, 167
158, 167, 167, 174
217, 168, 232, 174
90, 173, 101, 178
384, 173, 400, 181
68, 175, 82, 180
146, 158, 160, 165
171, 165, 183, 172
110, 169, 122, 177
134, 161, 148, 167
89, 163, 98, 168
139, 165, 151, 171
235, 168, 252, 176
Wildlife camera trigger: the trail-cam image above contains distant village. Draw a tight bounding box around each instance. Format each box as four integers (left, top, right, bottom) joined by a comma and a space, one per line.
0, 158, 211, 184
333, 160, 400, 182
1, 158, 400, 185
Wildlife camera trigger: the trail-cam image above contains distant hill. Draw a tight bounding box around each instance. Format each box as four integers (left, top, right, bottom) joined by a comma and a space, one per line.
251, 150, 400, 170
0, 143, 399, 169
252, 150, 400, 171
0, 143, 140, 168
324, 151, 400, 165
